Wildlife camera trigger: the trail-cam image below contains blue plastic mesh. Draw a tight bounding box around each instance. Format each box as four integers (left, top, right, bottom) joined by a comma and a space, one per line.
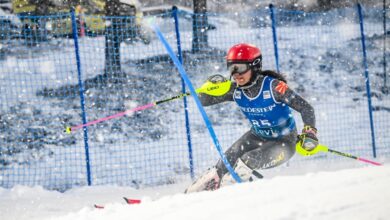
0, 5, 389, 190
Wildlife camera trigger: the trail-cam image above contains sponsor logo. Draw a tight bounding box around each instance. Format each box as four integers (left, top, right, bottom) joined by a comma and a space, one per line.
263, 90, 271, 99
261, 151, 286, 169
207, 85, 219, 91
256, 127, 278, 137
275, 81, 288, 95
239, 103, 276, 113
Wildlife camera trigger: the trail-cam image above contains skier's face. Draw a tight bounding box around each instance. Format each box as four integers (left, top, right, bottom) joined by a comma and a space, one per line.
232, 69, 252, 86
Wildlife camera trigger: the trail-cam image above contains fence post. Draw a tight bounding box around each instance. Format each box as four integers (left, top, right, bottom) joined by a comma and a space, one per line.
357, 4, 377, 158
71, 9, 92, 185
172, 6, 195, 180
269, 4, 280, 73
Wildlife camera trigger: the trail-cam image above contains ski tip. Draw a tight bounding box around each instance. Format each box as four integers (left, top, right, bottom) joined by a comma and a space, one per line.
123, 197, 142, 204
94, 204, 105, 209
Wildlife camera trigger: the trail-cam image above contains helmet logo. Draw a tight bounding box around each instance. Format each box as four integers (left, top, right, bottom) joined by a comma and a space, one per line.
252, 58, 261, 66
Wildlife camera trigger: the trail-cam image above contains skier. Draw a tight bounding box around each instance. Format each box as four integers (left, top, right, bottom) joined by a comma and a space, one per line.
185, 43, 319, 193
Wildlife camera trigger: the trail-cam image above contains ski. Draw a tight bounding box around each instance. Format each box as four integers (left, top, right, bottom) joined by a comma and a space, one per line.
94, 204, 105, 209
93, 197, 142, 209
123, 197, 142, 204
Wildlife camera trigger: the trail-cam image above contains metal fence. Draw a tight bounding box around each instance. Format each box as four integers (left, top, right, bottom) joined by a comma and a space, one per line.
0, 4, 389, 191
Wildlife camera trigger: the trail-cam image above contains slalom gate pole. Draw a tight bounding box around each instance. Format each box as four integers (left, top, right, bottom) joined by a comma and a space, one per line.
65, 92, 190, 133
152, 24, 242, 183
296, 142, 382, 166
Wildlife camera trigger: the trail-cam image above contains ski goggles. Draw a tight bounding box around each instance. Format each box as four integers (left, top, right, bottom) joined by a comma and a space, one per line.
228, 63, 250, 75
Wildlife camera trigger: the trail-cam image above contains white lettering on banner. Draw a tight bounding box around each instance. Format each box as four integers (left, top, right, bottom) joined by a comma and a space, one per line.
239, 103, 276, 113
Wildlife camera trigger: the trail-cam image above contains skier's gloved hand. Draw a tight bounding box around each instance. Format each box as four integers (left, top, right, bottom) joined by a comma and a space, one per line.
299, 125, 318, 151
207, 74, 228, 84
197, 74, 231, 96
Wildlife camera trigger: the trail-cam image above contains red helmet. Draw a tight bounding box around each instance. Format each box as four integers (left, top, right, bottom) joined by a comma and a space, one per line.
226, 43, 262, 72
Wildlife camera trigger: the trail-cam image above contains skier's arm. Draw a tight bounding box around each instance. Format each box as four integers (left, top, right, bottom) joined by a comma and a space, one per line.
272, 80, 319, 152
196, 74, 235, 106
271, 80, 316, 127
198, 85, 235, 106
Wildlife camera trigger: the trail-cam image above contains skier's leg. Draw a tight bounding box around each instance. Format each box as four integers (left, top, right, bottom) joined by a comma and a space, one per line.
220, 158, 264, 186
215, 130, 264, 177
185, 130, 257, 193
220, 131, 297, 187
186, 131, 296, 192
241, 131, 297, 170
184, 167, 220, 193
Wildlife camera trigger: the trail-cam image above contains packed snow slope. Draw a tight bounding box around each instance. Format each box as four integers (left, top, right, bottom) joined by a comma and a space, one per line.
1, 163, 389, 220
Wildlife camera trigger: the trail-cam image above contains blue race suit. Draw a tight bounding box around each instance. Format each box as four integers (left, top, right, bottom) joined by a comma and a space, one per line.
197, 71, 315, 183
233, 76, 296, 138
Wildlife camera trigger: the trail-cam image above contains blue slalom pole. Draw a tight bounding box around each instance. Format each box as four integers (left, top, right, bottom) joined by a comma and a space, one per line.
152, 24, 242, 183
269, 4, 280, 73
172, 6, 195, 180
357, 4, 377, 158
71, 10, 92, 185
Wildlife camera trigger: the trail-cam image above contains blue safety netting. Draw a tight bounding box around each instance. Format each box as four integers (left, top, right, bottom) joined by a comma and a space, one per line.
0, 4, 389, 191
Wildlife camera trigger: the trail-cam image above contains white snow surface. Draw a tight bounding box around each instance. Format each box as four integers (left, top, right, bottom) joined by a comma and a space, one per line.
1, 164, 389, 220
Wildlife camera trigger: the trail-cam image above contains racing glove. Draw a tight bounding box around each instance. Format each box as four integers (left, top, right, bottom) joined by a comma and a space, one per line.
299, 125, 319, 151
207, 74, 228, 84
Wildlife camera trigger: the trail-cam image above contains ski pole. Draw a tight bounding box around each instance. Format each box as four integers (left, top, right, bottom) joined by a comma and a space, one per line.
65, 76, 231, 133
325, 147, 382, 166
296, 142, 382, 166
65, 93, 189, 133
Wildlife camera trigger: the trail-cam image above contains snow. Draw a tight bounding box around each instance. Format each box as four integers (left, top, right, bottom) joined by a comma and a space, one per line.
0, 163, 389, 220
